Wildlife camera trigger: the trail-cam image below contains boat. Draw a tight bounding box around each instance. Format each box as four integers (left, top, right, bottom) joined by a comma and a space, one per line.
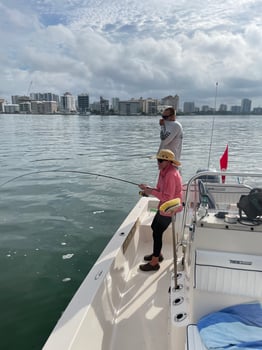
43, 169, 262, 350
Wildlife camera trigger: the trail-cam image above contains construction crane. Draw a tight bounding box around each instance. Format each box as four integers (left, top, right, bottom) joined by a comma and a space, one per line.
27, 80, 33, 97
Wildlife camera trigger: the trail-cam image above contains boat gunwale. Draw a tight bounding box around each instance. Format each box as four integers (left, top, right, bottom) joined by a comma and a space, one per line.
43, 197, 159, 349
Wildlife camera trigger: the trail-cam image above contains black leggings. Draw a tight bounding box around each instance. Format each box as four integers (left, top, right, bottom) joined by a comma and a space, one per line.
151, 211, 171, 257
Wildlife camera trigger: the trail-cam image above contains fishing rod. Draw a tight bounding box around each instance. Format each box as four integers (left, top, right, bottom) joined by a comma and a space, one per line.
207, 82, 218, 168
0, 170, 140, 188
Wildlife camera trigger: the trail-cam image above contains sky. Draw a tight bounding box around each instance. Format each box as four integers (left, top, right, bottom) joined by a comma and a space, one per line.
0, 0, 262, 108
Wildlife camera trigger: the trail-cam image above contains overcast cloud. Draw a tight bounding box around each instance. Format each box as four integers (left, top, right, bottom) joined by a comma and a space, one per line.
0, 0, 262, 108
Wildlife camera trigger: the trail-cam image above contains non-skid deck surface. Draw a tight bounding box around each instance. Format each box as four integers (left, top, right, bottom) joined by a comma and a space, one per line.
109, 241, 173, 350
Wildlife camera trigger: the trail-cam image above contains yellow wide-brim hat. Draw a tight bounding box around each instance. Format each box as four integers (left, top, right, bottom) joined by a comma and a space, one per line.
154, 149, 181, 166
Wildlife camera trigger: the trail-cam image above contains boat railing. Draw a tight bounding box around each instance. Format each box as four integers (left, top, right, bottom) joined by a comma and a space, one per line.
180, 170, 262, 245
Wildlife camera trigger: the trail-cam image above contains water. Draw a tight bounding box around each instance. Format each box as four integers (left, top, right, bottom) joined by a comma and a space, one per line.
0, 114, 261, 349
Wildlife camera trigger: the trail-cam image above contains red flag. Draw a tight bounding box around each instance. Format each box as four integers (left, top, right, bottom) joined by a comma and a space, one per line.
220, 145, 228, 183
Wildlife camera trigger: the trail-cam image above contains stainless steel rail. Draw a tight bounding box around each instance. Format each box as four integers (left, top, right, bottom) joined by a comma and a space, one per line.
180, 170, 262, 244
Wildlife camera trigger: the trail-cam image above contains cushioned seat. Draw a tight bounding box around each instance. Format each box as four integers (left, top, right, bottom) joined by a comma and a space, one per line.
197, 302, 262, 350
186, 324, 207, 350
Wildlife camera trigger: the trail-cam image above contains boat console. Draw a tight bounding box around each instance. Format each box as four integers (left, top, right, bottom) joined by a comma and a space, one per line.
175, 170, 262, 349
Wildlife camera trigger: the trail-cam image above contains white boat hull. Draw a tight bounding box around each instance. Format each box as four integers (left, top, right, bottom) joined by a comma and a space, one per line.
44, 171, 262, 350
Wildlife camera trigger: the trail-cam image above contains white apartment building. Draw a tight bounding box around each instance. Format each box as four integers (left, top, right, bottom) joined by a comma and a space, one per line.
4, 104, 20, 113
0, 98, 5, 112
60, 92, 76, 113
31, 101, 58, 114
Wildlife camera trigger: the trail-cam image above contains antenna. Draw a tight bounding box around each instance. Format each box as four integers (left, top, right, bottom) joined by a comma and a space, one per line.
214, 82, 218, 112
207, 82, 218, 168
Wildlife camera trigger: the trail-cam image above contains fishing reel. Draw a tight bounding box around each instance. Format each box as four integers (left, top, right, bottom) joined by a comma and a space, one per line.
139, 191, 149, 197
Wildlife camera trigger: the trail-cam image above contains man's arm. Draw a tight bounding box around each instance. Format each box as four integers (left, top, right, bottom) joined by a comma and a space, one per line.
160, 123, 180, 146
160, 124, 171, 140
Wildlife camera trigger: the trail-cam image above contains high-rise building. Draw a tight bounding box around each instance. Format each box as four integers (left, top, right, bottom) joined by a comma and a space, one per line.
183, 102, 195, 114
11, 95, 21, 104
4, 104, 20, 113
30, 93, 43, 101
253, 107, 262, 114
119, 101, 141, 115
43, 101, 58, 114
31, 101, 44, 114
161, 95, 179, 111
19, 102, 31, 113
142, 98, 158, 115
0, 98, 5, 112
100, 96, 109, 114
111, 98, 120, 113
12, 95, 30, 104
231, 105, 241, 114
241, 98, 252, 113
201, 105, 211, 112
78, 93, 89, 114
60, 92, 76, 113
219, 104, 227, 112
30, 92, 59, 104
43, 93, 59, 104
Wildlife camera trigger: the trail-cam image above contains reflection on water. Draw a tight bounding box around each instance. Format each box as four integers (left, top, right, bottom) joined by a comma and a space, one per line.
0, 114, 262, 349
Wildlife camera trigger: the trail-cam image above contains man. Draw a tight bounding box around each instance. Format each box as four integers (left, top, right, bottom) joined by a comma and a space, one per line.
158, 107, 183, 161
138, 149, 183, 272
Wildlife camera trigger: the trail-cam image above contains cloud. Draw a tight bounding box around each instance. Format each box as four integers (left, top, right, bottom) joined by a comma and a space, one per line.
0, 0, 262, 108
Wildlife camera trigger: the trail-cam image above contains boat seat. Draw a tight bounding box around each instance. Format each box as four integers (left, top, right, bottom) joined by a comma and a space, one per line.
195, 249, 262, 298
186, 324, 207, 350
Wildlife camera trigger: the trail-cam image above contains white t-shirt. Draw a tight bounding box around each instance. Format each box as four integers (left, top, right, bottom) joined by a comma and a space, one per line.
158, 120, 183, 161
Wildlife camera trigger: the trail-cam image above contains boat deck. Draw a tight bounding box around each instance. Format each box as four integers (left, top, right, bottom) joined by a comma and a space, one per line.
111, 240, 173, 350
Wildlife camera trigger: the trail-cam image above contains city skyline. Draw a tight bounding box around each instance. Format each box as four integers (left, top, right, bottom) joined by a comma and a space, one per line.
0, 1, 262, 107
1, 91, 260, 115
2, 90, 260, 110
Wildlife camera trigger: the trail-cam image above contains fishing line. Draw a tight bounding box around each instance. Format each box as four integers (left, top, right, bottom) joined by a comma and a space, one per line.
0, 170, 140, 188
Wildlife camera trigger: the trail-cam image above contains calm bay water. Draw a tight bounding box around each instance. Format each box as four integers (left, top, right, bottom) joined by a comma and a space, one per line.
0, 113, 262, 349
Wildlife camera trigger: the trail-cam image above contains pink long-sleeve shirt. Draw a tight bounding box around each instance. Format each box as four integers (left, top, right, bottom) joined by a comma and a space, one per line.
151, 163, 183, 217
